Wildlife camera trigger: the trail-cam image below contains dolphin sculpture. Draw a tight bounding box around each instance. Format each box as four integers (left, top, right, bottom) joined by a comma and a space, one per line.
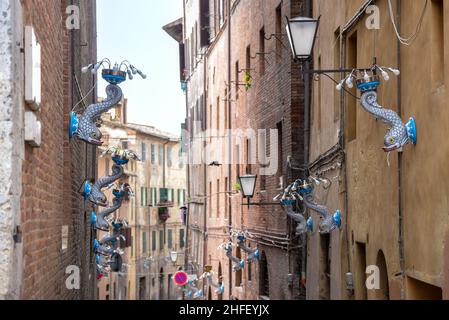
80, 164, 124, 207
298, 180, 341, 234
236, 235, 260, 263
223, 242, 245, 272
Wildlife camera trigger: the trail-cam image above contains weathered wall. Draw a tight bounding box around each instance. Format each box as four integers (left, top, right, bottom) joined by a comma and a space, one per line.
19, 0, 97, 299
310, 0, 449, 300
0, 0, 24, 300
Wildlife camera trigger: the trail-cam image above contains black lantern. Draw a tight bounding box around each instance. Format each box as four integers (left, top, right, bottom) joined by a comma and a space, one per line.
285, 16, 320, 60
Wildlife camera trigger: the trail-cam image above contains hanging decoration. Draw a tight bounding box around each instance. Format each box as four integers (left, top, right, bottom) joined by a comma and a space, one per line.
183, 276, 204, 300
297, 178, 341, 234
220, 242, 244, 272
336, 64, 416, 152
70, 59, 146, 145
277, 178, 341, 234
275, 183, 308, 236
91, 183, 134, 231
95, 219, 127, 275
80, 164, 124, 207
200, 271, 225, 295
236, 233, 260, 263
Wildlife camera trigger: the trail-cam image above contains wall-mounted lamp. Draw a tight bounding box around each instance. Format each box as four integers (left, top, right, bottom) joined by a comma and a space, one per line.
238, 174, 257, 207
285, 16, 320, 61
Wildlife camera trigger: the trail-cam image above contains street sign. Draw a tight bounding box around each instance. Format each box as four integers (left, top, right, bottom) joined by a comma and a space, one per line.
173, 271, 188, 286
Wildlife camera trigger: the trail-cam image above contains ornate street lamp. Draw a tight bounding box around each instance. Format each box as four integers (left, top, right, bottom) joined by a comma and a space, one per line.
285, 16, 320, 60
238, 174, 257, 206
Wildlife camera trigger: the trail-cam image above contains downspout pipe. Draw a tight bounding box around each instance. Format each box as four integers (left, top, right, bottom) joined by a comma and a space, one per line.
227, 0, 233, 300
396, 0, 405, 299
301, 0, 313, 298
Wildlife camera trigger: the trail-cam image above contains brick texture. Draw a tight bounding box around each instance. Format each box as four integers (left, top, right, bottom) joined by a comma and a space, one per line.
19, 0, 97, 300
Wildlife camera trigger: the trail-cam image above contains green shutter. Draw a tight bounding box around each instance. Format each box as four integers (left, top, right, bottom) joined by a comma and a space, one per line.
142, 232, 147, 253
140, 187, 144, 207
159, 230, 164, 250
179, 229, 185, 248
168, 229, 173, 249
152, 231, 156, 251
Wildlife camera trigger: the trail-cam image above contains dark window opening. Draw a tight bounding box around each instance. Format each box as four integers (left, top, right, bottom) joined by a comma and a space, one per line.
346, 31, 358, 142
259, 251, 269, 298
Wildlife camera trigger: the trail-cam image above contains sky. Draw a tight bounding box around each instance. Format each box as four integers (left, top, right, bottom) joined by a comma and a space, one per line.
97, 0, 185, 135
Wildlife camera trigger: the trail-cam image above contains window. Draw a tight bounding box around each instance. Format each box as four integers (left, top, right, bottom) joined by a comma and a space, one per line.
141, 143, 146, 161
346, 31, 358, 142
152, 231, 157, 251
431, 0, 444, 88
275, 5, 282, 58
276, 121, 283, 179
247, 243, 252, 281
160, 188, 168, 202
167, 147, 173, 167
179, 229, 185, 248
140, 187, 144, 207
224, 177, 228, 218
319, 233, 331, 300
235, 61, 239, 100
334, 28, 341, 121
142, 232, 147, 253
246, 45, 251, 70
235, 247, 242, 286
209, 182, 212, 217
168, 229, 173, 249
224, 89, 228, 129
218, 0, 225, 28
259, 251, 269, 298
158, 145, 164, 165
159, 230, 164, 250
216, 96, 220, 132
355, 242, 367, 300
216, 179, 220, 217
259, 27, 265, 76
150, 144, 155, 164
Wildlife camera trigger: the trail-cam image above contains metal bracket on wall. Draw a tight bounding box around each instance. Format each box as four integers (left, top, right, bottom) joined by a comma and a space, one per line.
13, 225, 22, 244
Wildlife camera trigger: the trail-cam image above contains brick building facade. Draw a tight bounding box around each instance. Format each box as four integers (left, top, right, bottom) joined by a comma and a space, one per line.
307, 0, 449, 300
0, 0, 97, 299
174, 0, 308, 300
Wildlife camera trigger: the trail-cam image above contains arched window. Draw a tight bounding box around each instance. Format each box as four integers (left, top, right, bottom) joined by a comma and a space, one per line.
259, 251, 269, 298
376, 250, 390, 300
217, 262, 223, 300
159, 268, 164, 300
236, 247, 242, 287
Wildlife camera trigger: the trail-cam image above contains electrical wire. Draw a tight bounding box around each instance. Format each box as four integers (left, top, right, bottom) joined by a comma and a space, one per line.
387, 0, 428, 46
72, 80, 97, 112
319, 73, 360, 100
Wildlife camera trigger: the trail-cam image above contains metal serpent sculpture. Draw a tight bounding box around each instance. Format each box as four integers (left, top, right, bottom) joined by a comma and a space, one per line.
337, 65, 416, 152
92, 183, 133, 231
236, 234, 260, 263
298, 180, 341, 234
201, 272, 225, 295
184, 276, 204, 299
70, 84, 123, 145
70, 59, 146, 145
359, 84, 416, 152
223, 242, 245, 272
282, 202, 307, 236
80, 164, 124, 207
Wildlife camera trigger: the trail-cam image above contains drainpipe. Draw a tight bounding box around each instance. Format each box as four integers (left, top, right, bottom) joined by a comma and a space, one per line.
203, 52, 208, 297
227, 0, 233, 300
396, 0, 405, 299
182, 2, 190, 281
303, 0, 313, 292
